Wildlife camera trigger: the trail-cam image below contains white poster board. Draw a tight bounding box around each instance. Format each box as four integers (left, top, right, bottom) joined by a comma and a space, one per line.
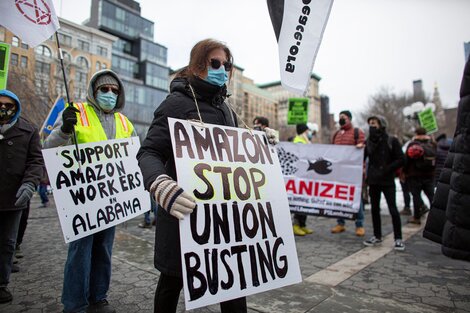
169, 118, 302, 310
277, 142, 363, 219
42, 137, 150, 242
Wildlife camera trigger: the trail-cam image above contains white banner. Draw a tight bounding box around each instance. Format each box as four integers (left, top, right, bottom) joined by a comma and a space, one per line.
42, 137, 150, 243
277, 142, 363, 219
267, 0, 334, 95
0, 0, 60, 47
169, 118, 302, 310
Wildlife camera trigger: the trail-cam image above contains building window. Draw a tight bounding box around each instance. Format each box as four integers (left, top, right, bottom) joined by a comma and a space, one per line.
35, 61, 50, 73
76, 56, 89, 69
97, 46, 108, 57
21, 42, 29, 49
10, 53, 18, 66
77, 39, 90, 52
12, 36, 19, 47
35, 45, 52, 57
75, 71, 88, 83
96, 61, 101, 71
102, 63, 107, 69
62, 51, 72, 63
57, 33, 72, 46
20, 56, 28, 68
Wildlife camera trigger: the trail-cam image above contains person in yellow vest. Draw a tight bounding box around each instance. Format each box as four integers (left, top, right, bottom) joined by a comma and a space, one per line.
44, 69, 134, 313
292, 123, 315, 236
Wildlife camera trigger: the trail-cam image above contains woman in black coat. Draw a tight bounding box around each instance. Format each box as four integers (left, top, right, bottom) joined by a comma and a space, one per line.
137, 39, 246, 313
423, 58, 470, 261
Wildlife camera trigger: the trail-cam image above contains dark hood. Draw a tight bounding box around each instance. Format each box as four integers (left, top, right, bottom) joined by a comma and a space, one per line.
437, 138, 451, 151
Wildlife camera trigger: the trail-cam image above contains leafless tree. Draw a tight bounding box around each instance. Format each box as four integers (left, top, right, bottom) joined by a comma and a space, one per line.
359, 87, 430, 143
7, 67, 59, 129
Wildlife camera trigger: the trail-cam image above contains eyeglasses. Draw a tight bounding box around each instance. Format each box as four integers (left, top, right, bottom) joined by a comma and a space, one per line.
99, 86, 120, 95
0, 102, 16, 109
210, 58, 232, 71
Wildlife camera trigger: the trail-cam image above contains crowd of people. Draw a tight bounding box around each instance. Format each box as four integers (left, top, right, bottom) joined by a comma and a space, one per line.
0, 37, 466, 313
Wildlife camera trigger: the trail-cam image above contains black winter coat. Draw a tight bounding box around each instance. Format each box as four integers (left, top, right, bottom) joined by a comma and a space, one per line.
137, 77, 237, 276
424, 59, 470, 261
365, 133, 404, 186
0, 117, 43, 211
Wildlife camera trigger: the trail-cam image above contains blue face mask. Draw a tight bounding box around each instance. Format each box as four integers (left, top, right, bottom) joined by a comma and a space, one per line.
205, 67, 228, 86
96, 90, 118, 112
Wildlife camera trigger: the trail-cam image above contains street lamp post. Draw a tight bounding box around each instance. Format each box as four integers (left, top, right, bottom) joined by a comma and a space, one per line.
403, 101, 436, 125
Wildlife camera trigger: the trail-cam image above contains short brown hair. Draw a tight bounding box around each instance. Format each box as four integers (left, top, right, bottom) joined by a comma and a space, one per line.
415, 127, 427, 135
176, 39, 233, 79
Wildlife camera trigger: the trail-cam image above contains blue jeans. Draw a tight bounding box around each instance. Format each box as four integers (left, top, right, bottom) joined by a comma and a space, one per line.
0, 210, 22, 287
337, 200, 364, 227
38, 184, 49, 204
62, 227, 115, 313
144, 196, 157, 224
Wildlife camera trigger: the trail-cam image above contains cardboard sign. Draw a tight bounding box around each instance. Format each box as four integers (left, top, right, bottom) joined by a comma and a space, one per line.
42, 137, 150, 242
0, 43, 10, 89
418, 108, 438, 134
277, 142, 363, 219
168, 118, 302, 310
287, 98, 309, 125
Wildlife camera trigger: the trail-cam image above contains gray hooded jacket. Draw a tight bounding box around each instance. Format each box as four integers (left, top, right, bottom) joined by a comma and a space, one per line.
43, 69, 131, 148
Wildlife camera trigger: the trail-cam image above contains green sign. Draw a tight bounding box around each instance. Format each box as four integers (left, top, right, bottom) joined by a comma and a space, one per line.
418, 108, 438, 134
0, 43, 10, 90
287, 98, 309, 125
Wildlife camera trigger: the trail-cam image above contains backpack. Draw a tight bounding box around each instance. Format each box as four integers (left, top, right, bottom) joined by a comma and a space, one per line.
407, 140, 436, 170
332, 127, 359, 144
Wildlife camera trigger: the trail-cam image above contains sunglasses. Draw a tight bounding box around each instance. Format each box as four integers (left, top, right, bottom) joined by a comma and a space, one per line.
210, 58, 232, 71
99, 86, 120, 95
0, 102, 16, 109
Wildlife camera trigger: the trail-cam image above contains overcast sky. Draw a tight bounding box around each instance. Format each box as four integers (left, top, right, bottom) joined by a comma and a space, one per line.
53, 0, 470, 116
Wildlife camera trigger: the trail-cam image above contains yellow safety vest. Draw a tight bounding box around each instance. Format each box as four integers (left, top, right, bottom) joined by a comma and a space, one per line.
293, 135, 308, 144
73, 102, 134, 143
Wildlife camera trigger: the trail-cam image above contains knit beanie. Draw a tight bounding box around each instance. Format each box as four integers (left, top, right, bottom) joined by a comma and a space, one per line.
94, 74, 119, 92
296, 124, 309, 135
340, 110, 352, 120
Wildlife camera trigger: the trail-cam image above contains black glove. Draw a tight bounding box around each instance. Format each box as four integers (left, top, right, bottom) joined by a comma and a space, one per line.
61, 105, 80, 134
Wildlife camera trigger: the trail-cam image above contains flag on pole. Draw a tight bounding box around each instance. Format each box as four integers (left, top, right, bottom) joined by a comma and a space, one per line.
41, 96, 65, 135
0, 0, 60, 47
267, 0, 334, 95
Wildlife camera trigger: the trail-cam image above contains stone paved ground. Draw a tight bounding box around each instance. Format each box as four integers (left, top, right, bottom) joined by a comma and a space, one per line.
1, 194, 469, 313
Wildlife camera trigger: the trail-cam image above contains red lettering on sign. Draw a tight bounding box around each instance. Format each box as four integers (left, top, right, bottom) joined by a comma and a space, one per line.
319, 183, 334, 198
335, 184, 348, 200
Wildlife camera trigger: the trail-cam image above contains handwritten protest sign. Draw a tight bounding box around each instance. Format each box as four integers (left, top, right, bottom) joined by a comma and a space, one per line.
168, 118, 301, 310
42, 137, 150, 243
277, 142, 363, 219
418, 108, 438, 134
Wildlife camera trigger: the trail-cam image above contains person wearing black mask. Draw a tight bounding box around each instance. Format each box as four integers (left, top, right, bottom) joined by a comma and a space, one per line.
363, 116, 405, 251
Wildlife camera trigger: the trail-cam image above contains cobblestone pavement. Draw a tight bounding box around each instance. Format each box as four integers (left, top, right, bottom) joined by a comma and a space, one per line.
1, 195, 469, 313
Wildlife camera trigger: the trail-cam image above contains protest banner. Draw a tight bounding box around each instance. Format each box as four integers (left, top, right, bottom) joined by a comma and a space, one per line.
0, 43, 10, 89
42, 137, 150, 243
168, 118, 302, 310
418, 108, 438, 134
277, 142, 363, 219
287, 98, 309, 124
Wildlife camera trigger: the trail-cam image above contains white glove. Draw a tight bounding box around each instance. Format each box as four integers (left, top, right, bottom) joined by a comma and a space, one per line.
264, 127, 279, 145
150, 174, 196, 220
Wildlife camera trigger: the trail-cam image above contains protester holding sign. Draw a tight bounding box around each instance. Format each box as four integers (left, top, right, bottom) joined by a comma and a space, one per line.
330, 110, 366, 237
44, 70, 134, 313
0, 89, 43, 304
137, 39, 247, 313
292, 123, 314, 236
